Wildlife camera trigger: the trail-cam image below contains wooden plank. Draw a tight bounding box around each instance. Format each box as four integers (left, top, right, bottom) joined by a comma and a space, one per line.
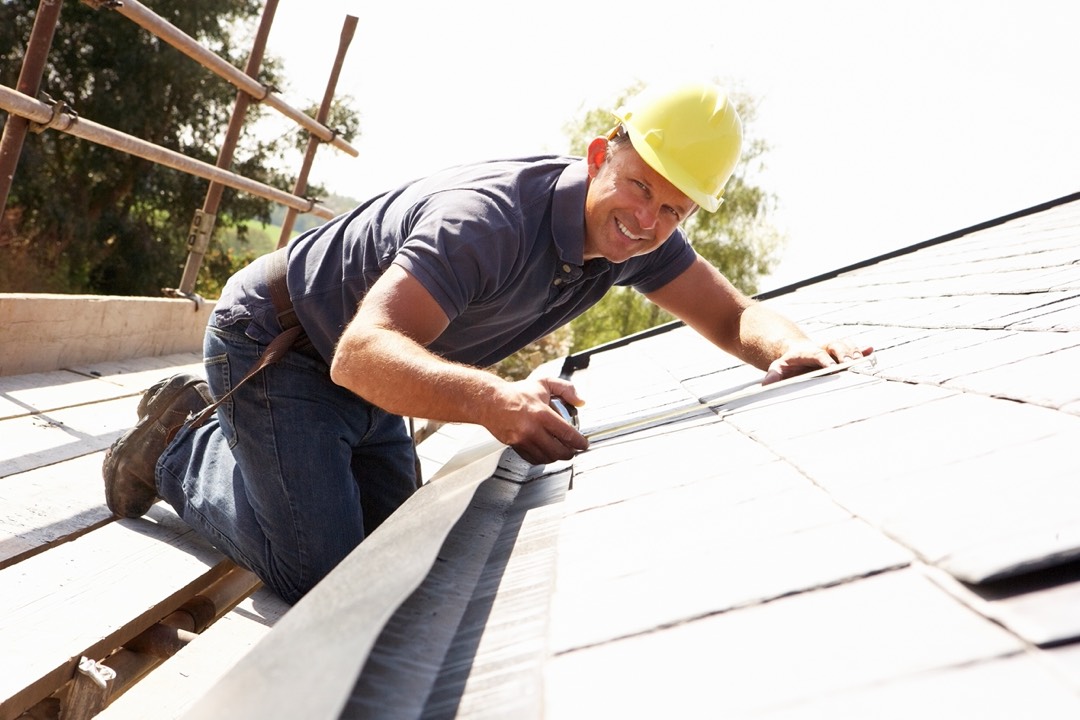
0, 396, 139, 478
0, 507, 228, 720
70, 353, 205, 394
0, 353, 202, 421
0, 370, 121, 421
0, 452, 113, 568
179, 442, 509, 720
0, 353, 208, 559
97, 587, 290, 720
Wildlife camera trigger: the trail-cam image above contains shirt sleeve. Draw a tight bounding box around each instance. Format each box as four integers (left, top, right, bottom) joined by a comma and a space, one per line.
391, 190, 521, 322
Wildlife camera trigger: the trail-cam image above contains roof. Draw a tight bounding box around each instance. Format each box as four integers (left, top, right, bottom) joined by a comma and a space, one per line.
3, 190, 1079, 718
0, 352, 290, 720
190, 191, 1080, 717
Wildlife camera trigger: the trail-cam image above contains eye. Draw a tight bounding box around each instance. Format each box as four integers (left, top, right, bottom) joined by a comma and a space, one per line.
632, 179, 649, 195
663, 205, 681, 221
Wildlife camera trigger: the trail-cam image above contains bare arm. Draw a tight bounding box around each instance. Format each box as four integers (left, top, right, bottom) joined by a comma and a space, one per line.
646, 255, 870, 383
329, 264, 588, 464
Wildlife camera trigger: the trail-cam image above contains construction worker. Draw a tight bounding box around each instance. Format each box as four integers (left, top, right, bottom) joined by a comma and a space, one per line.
103, 83, 869, 604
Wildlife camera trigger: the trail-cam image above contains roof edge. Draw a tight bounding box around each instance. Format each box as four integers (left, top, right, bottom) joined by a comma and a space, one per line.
180, 437, 509, 720
560, 189, 1080, 374
755, 189, 1080, 301
560, 319, 684, 376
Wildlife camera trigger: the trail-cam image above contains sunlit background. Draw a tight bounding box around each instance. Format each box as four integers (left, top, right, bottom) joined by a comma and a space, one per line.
259, 0, 1080, 290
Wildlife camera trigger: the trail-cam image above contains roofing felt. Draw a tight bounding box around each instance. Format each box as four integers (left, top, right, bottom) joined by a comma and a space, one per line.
185, 191, 1080, 718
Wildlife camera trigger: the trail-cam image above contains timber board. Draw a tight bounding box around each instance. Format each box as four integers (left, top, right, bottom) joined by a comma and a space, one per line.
0, 507, 230, 720
0, 396, 137, 477
97, 586, 290, 720
0, 350, 278, 720
0, 452, 113, 569
0, 353, 204, 421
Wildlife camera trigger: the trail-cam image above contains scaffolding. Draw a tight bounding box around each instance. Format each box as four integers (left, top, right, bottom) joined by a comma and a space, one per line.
0, 0, 358, 297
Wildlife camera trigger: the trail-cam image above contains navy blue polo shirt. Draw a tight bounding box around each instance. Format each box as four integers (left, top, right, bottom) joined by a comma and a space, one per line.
213, 156, 696, 368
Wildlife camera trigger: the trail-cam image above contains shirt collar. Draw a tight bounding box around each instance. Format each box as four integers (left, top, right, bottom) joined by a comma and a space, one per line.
552, 160, 589, 267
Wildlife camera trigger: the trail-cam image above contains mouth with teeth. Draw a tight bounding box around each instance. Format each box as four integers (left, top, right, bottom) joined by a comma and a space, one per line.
615, 218, 646, 242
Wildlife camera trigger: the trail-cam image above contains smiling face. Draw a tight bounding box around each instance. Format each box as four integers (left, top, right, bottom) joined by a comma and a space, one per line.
582, 135, 697, 264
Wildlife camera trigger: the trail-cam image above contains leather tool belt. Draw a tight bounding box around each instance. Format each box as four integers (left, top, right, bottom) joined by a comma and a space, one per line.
183, 248, 309, 434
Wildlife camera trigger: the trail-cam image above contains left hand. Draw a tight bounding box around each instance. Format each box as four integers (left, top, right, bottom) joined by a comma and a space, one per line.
762, 339, 873, 385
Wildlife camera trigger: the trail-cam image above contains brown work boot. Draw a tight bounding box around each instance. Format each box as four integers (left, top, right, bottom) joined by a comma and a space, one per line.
103, 373, 212, 518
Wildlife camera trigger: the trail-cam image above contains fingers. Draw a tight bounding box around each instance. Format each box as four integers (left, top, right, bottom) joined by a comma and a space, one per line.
540, 376, 586, 408
763, 345, 832, 385
512, 417, 588, 465
826, 340, 873, 363
539, 402, 590, 454
493, 377, 589, 465
762, 360, 787, 386
763, 338, 872, 385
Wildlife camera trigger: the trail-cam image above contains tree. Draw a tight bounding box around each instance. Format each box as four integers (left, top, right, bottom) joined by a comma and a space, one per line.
563, 82, 784, 352
0, 0, 354, 296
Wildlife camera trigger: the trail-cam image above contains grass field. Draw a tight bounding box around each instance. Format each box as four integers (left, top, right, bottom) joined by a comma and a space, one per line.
217, 221, 286, 258
219, 193, 354, 256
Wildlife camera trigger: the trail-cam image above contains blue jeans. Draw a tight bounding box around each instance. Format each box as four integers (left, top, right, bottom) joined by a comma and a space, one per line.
157, 319, 419, 604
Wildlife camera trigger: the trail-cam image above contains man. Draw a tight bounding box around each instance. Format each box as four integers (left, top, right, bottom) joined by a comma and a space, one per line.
103, 83, 868, 604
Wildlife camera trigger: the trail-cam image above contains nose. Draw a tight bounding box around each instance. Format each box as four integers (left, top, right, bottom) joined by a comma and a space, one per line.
635, 201, 660, 231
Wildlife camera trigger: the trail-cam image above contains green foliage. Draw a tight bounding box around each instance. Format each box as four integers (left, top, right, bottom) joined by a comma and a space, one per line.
565, 81, 784, 353
268, 191, 355, 237
489, 325, 574, 381
289, 97, 361, 156
0, 0, 357, 298
567, 286, 673, 350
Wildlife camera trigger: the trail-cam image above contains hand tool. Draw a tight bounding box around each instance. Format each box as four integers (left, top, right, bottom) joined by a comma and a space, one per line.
575, 352, 876, 443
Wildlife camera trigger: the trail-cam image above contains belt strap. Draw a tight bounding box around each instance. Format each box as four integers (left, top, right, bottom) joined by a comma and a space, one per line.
267, 247, 300, 331
182, 248, 303, 436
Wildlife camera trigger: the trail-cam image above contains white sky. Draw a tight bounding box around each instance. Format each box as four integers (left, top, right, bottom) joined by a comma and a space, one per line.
259, 0, 1080, 290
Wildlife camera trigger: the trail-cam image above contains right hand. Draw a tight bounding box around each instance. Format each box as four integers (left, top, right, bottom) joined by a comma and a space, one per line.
484, 377, 588, 465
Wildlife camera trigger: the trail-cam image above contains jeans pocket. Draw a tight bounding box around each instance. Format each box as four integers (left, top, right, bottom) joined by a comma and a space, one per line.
204, 352, 237, 449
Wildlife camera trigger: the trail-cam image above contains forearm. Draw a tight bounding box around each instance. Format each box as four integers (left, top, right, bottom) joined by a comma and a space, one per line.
645, 257, 852, 383
333, 263, 587, 463
330, 324, 588, 464
649, 256, 809, 367
330, 325, 505, 426
728, 301, 814, 371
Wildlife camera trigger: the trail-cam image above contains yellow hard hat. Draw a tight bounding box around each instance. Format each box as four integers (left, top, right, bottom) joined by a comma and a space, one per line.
614, 83, 743, 213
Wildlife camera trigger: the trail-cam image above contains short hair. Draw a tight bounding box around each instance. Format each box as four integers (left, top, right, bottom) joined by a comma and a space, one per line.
599, 124, 633, 165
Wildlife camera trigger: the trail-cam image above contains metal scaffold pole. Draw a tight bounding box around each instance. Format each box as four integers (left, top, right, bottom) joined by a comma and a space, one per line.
277, 15, 358, 250
171, 0, 280, 297
0, 0, 63, 217
0, 84, 336, 219
96, 0, 358, 159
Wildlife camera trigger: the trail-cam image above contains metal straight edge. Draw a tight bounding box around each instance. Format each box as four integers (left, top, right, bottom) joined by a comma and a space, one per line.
179, 429, 508, 720
583, 353, 878, 443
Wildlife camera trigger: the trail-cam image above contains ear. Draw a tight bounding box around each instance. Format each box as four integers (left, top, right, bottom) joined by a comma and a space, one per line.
586, 136, 609, 178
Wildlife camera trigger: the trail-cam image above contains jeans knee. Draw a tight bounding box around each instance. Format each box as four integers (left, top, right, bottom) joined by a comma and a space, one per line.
264, 535, 359, 605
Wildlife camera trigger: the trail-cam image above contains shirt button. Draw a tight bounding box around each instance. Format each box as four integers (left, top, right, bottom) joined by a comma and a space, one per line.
553, 278, 562, 286
562, 264, 572, 273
